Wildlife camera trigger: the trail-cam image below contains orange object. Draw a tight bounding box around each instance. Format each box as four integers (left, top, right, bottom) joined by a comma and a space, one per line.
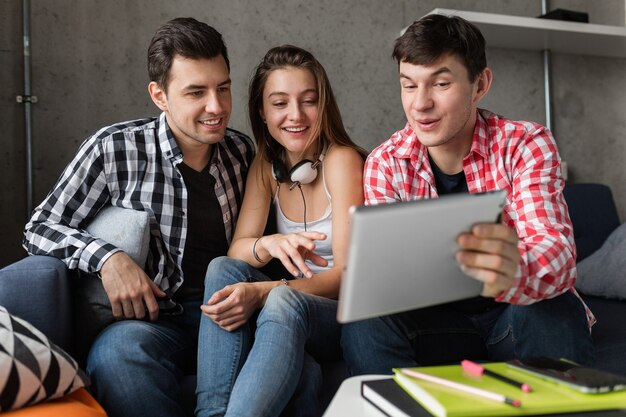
2, 388, 107, 416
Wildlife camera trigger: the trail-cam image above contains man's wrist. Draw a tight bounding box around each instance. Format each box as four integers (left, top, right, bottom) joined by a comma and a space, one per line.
83, 241, 120, 274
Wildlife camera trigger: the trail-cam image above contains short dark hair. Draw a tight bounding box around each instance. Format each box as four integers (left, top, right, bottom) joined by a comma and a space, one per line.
147, 17, 229, 91
393, 14, 486, 82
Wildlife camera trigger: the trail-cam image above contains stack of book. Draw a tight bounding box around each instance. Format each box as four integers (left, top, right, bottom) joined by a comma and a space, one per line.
361, 362, 626, 417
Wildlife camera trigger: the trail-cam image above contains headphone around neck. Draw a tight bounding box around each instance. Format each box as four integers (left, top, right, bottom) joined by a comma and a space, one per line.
272, 141, 328, 190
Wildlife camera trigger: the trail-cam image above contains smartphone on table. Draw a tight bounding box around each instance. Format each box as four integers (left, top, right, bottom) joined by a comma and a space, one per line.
506, 357, 626, 394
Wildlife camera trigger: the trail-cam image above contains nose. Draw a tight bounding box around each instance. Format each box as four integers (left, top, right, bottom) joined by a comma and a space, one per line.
204, 91, 224, 115
412, 88, 434, 112
287, 103, 304, 121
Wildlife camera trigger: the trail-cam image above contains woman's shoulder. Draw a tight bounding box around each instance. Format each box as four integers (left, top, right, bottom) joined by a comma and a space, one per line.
323, 144, 365, 186
325, 144, 365, 167
248, 154, 276, 195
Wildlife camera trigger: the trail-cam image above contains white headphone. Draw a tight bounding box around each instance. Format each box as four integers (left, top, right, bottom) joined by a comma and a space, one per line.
272, 141, 328, 190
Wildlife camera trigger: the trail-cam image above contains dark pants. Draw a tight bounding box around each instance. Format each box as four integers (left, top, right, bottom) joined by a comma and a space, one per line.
340, 291, 594, 375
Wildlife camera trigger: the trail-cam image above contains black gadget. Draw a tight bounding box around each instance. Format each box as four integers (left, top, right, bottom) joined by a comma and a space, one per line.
506, 357, 626, 394
272, 142, 328, 190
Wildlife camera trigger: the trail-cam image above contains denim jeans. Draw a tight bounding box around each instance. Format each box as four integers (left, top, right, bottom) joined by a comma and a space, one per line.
86, 299, 202, 417
341, 291, 594, 375
196, 257, 342, 417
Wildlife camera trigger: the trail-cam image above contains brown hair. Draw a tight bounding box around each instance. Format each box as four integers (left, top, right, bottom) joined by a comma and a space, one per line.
393, 14, 486, 82
148, 17, 229, 91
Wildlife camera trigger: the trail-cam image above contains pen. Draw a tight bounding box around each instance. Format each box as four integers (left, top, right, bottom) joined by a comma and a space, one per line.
461, 360, 532, 393
399, 368, 521, 407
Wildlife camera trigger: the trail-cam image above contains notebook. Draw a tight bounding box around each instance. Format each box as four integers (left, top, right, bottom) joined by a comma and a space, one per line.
361, 378, 626, 417
337, 191, 506, 323
393, 363, 626, 417
361, 378, 436, 417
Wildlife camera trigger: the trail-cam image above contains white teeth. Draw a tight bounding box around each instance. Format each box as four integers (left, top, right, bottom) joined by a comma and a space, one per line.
202, 119, 220, 126
284, 127, 306, 132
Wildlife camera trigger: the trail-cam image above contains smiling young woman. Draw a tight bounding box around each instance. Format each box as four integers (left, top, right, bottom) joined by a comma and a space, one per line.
196, 45, 367, 417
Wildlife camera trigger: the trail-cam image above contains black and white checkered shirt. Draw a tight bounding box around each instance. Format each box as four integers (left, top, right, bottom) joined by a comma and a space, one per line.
23, 112, 255, 294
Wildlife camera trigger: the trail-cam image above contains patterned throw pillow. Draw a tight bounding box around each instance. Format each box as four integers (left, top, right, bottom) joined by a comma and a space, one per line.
0, 306, 88, 411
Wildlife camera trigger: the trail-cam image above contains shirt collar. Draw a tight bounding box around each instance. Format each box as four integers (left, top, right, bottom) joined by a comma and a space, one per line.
156, 112, 228, 169
389, 122, 428, 169
157, 112, 183, 162
469, 109, 490, 161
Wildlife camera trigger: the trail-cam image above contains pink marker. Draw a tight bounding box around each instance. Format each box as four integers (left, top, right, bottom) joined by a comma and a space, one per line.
462, 360, 532, 393
399, 368, 522, 407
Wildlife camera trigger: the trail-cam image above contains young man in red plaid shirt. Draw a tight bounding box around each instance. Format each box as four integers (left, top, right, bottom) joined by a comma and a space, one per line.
341, 14, 593, 373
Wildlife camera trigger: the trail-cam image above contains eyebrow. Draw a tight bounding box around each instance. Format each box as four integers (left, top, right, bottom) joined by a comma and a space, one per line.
182, 78, 232, 91
431, 66, 452, 76
399, 66, 452, 80
267, 88, 317, 98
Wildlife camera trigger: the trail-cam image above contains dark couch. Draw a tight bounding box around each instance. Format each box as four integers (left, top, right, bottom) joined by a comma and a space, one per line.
1, 183, 625, 416
563, 183, 626, 375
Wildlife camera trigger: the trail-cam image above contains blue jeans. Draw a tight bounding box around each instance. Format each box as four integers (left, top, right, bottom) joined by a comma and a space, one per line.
86, 299, 201, 417
341, 291, 594, 375
196, 257, 342, 417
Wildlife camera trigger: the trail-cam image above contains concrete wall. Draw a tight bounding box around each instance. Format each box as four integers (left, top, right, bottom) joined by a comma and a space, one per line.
2, 0, 625, 267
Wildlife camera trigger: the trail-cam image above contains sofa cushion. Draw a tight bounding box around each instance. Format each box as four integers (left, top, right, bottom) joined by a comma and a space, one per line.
0, 256, 72, 351
85, 206, 150, 267
1, 389, 106, 417
581, 295, 626, 376
563, 183, 620, 262
0, 306, 88, 411
576, 222, 626, 301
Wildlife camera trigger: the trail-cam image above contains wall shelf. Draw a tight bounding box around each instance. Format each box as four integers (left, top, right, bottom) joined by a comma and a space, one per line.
407, 8, 626, 58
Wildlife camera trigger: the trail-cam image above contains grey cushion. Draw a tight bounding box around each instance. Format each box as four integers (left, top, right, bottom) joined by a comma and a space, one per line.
85, 206, 150, 267
576, 222, 626, 300
0, 256, 72, 351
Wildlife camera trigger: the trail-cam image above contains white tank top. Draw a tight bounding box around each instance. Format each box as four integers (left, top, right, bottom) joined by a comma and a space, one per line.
274, 159, 333, 275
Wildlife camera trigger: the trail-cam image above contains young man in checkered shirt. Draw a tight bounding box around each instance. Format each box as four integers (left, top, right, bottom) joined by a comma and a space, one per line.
341, 14, 593, 374
23, 18, 254, 417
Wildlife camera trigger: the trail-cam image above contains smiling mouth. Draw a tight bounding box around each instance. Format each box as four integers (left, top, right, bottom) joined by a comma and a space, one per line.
200, 118, 222, 127
283, 126, 308, 133
416, 118, 439, 128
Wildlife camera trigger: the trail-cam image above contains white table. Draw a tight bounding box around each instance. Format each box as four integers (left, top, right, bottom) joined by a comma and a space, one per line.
322, 376, 626, 417
322, 375, 392, 417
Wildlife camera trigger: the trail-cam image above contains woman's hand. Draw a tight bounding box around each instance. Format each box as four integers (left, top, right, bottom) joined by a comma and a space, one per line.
261, 232, 328, 278
201, 282, 265, 331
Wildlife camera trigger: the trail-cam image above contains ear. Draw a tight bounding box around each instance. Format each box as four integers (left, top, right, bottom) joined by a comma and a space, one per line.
148, 81, 168, 112
259, 108, 266, 123
472, 67, 493, 105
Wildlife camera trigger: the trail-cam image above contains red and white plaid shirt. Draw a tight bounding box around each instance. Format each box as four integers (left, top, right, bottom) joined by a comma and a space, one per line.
364, 109, 594, 326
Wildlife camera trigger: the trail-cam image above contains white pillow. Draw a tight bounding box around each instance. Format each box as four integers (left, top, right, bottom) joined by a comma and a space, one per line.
0, 306, 88, 411
576, 222, 626, 300
86, 206, 150, 267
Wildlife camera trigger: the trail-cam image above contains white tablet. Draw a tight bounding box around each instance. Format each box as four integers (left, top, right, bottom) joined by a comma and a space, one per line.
337, 190, 507, 323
